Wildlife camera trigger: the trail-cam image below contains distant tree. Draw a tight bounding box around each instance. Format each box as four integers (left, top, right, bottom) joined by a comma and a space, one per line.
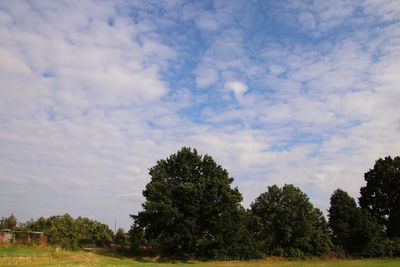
359, 156, 400, 238
131, 147, 252, 259
250, 184, 332, 258
75, 216, 113, 247
2, 214, 113, 249
25, 216, 47, 232
26, 214, 114, 249
115, 228, 128, 247
329, 189, 383, 256
0, 214, 17, 230
46, 214, 78, 250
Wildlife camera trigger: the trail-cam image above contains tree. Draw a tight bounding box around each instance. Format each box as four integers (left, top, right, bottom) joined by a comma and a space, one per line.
0, 214, 17, 230
129, 221, 147, 254
115, 228, 128, 247
131, 147, 250, 259
46, 214, 78, 250
75, 216, 113, 247
359, 156, 400, 238
26, 214, 113, 249
25, 216, 47, 232
328, 189, 358, 253
329, 189, 383, 256
250, 184, 332, 258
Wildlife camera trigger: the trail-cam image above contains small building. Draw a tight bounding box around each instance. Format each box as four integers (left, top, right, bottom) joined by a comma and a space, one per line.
0, 229, 14, 243
0, 229, 47, 245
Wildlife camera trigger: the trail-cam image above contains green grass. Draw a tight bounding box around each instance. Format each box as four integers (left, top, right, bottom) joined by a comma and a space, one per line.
0, 245, 49, 256
0, 246, 399, 267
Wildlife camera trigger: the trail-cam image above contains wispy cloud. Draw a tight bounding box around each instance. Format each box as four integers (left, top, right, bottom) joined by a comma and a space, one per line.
1, 0, 399, 229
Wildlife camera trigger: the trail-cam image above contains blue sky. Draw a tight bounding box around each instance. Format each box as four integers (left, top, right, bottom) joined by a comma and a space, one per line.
1, 0, 400, 230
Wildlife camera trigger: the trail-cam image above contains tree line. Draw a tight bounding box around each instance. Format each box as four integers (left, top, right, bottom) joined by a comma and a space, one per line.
0, 214, 128, 249
2, 147, 399, 259
129, 147, 400, 259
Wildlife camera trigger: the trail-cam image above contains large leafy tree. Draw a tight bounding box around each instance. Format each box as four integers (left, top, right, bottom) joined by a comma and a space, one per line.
359, 156, 400, 238
131, 147, 251, 259
250, 184, 332, 258
329, 189, 383, 256
46, 214, 78, 249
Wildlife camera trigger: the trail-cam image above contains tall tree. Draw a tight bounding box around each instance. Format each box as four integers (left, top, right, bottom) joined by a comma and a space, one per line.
329, 189, 383, 256
250, 184, 332, 258
131, 147, 251, 259
328, 189, 358, 252
359, 156, 400, 238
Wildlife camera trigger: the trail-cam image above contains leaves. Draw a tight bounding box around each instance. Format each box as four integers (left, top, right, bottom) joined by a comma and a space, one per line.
359, 156, 400, 238
25, 214, 113, 249
250, 184, 332, 258
131, 147, 248, 259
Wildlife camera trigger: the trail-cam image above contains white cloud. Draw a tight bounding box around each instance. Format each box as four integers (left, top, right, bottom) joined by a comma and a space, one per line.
363, 0, 400, 21
0, 48, 31, 75
224, 81, 248, 100
1, 0, 400, 231
1, 0, 175, 117
194, 0, 400, 212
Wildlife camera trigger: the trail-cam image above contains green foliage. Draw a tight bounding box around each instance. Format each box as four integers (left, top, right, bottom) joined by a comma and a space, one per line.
129, 220, 147, 254
250, 184, 332, 258
329, 189, 362, 254
115, 228, 128, 247
382, 238, 400, 257
24, 214, 113, 250
328, 188, 394, 257
359, 156, 400, 238
75, 216, 113, 247
46, 214, 79, 249
5, 153, 399, 259
131, 147, 253, 259
24, 216, 47, 232
0, 214, 17, 230
45, 214, 79, 250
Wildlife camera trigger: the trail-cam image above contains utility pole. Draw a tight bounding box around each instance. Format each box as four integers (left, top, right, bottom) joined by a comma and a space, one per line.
114, 218, 116, 234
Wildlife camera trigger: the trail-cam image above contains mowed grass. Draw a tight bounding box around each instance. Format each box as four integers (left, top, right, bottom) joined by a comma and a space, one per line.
0, 246, 399, 267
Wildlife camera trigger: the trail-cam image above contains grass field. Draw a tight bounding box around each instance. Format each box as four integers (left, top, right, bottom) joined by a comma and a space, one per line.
0, 246, 399, 267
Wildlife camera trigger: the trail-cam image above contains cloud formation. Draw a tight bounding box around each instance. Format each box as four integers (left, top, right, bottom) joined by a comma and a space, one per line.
1, 0, 399, 229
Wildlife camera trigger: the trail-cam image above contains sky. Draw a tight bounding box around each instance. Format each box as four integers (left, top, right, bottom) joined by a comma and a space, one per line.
0, 0, 400, 231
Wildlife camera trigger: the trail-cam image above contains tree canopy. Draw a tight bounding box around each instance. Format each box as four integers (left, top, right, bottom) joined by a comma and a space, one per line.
0, 214, 17, 230
115, 228, 128, 247
4, 151, 400, 259
25, 214, 113, 249
328, 189, 383, 257
359, 156, 400, 238
131, 147, 252, 259
250, 184, 332, 258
